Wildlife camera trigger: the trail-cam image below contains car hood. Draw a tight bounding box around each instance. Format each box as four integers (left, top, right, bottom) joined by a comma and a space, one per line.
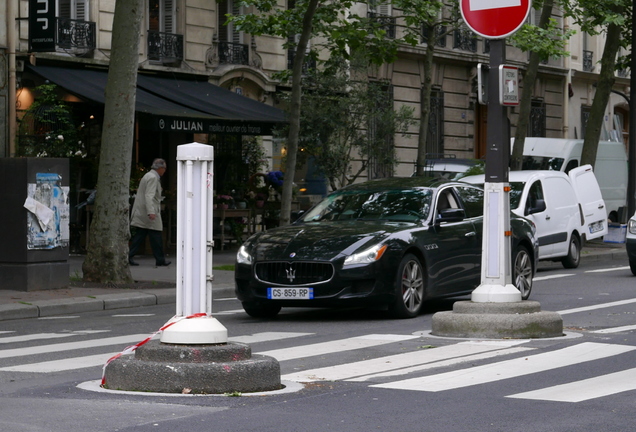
248, 220, 414, 261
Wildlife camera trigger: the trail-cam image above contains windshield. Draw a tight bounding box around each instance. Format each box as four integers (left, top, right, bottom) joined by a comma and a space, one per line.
521, 156, 564, 171
299, 188, 433, 223
509, 181, 526, 209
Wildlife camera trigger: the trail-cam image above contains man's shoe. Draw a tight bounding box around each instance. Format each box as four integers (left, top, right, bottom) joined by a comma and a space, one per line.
129, 259, 139, 266
156, 261, 171, 267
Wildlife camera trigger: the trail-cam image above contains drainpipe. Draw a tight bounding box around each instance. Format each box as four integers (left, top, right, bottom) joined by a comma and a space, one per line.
7, 0, 16, 157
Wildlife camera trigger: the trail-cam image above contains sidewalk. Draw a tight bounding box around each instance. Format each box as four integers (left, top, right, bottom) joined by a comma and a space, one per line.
0, 246, 239, 322
0, 241, 627, 321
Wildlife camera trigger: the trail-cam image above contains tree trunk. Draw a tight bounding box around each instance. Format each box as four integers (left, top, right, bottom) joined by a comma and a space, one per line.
82, 0, 143, 282
415, 42, 435, 176
580, 22, 622, 168
279, 0, 319, 226
511, 0, 554, 170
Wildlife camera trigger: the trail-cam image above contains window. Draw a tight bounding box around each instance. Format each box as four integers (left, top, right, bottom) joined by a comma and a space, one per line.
368, 84, 395, 179
455, 186, 484, 218
528, 99, 546, 137
58, 0, 89, 20
218, 0, 243, 44
368, 0, 395, 39
149, 0, 176, 33
581, 106, 591, 139
426, 88, 444, 155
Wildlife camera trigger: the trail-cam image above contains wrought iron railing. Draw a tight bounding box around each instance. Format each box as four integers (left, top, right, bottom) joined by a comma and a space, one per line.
421, 25, 447, 47
148, 30, 184, 64
453, 28, 477, 52
218, 41, 249, 65
56, 18, 95, 52
583, 50, 594, 72
367, 12, 396, 39
287, 50, 316, 73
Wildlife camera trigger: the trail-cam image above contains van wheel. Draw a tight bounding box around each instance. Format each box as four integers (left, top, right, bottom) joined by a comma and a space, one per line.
561, 235, 581, 269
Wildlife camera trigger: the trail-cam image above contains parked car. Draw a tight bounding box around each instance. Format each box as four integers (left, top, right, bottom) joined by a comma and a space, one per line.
412, 154, 482, 180
514, 138, 627, 222
462, 165, 608, 268
235, 177, 538, 319
626, 213, 636, 275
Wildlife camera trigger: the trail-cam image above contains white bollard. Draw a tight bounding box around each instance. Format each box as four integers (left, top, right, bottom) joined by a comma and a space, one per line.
161, 143, 228, 344
471, 181, 522, 303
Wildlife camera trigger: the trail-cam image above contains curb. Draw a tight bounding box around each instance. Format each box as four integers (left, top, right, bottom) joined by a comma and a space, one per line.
0, 285, 236, 322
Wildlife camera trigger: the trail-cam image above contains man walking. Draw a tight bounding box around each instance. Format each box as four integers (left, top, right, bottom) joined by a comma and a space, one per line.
128, 158, 171, 267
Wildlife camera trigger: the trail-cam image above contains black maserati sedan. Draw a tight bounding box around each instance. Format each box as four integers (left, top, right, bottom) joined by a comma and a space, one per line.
235, 177, 537, 319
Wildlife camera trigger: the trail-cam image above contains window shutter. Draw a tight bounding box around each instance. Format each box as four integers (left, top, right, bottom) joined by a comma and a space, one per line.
58, 0, 71, 18
163, 0, 175, 33
231, 0, 242, 44
377, 2, 391, 16
74, 0, 88, 20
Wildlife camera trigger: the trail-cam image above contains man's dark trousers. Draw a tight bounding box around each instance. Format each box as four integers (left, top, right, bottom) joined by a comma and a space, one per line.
129, 227, 166, 265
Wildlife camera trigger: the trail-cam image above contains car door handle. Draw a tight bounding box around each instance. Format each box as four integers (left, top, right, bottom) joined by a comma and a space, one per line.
545, 215, 551, 220
598, 204, 605, 209
465, 231, 476, 237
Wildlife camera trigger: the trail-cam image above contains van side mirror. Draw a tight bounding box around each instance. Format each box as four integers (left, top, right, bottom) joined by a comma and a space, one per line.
437, 208, 466, 223
526, 198, 546, 216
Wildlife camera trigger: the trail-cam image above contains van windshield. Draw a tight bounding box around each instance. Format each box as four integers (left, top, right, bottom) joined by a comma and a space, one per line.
509, 182, 525, 209
521, 156, 564, 171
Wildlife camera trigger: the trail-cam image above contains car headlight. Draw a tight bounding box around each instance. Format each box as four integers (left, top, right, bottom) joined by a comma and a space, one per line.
236, 244, 253, 265
343, 244, 387, 267
629, 219, 636, 235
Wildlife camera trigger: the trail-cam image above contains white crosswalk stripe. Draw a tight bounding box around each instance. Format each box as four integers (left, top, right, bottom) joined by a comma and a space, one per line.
507, 368, 636, 402
258, 334, 419, 362
282, 340, 533, 382
371, 342, 636, 392
1, 330, 636, 403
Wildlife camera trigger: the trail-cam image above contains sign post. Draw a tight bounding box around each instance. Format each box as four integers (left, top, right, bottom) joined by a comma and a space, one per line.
460, 0, 531, 302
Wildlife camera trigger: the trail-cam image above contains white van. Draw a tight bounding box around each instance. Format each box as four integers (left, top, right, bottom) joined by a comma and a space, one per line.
462, 166, 608, 268
514, 138, 627, 222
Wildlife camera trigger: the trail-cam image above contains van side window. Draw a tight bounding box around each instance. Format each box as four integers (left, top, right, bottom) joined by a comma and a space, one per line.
564, 160, 579, 173
525, 181, 544, 214
455, 186, 484, 218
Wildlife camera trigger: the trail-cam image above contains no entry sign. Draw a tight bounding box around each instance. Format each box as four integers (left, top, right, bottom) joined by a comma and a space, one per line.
460, 0, 532, 39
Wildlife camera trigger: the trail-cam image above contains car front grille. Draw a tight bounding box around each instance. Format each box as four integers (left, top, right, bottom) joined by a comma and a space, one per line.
255, 261, 334, 285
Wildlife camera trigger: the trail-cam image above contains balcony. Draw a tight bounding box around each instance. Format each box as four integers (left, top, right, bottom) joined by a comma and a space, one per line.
453, 28, 477, 52
218, 42, 249, 65
56, 18, 95, 55
367, 12, 396, 39
583, 50, 594, 72
148, 30, 184, 66
287, 50, 316, 74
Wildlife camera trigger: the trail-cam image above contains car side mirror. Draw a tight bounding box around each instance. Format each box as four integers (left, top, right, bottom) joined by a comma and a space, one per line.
526, 198, 546, 216
437, 208, 466, 223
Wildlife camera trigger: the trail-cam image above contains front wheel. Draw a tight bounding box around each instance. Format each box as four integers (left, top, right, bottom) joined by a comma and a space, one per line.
561, 235, 581, 269
512, 246, 533, 300
389, 254, 425, 319
242, 302, 281, 318
630, 260, 636, 276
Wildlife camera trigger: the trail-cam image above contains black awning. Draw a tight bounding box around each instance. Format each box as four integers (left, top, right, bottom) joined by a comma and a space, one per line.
26, 64, 286, 135
136, 74, 286, 123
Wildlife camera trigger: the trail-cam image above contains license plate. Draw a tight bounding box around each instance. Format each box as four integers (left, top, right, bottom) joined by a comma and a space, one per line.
589, 221, 604, 234
267, 287, 314, 300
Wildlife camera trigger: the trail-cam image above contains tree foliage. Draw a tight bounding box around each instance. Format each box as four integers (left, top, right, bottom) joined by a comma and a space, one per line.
509, 0, 574, 170
560, 0, 631, 168
284, 54, 414, 190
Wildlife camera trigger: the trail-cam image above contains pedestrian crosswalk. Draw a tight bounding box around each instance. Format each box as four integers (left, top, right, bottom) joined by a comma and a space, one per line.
1, 329, 635, 403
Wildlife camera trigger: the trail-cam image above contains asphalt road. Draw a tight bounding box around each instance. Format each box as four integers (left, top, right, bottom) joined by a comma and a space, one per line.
1, 255, 635, 432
